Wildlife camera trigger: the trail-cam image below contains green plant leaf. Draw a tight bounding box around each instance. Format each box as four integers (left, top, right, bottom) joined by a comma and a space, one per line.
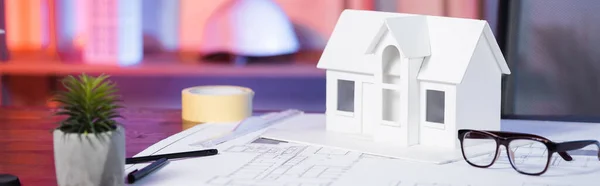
52, 73, 124, 135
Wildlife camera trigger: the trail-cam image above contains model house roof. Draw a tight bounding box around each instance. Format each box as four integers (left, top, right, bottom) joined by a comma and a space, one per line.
317, 9, 511, 84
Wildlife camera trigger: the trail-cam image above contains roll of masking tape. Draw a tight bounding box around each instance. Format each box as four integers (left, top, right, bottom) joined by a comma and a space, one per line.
182, 85, 254, 124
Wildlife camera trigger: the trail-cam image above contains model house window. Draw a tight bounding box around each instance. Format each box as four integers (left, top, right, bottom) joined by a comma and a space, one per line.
382, 89, 400, 122
426, 90, 445, 124
337, 79, 355, 112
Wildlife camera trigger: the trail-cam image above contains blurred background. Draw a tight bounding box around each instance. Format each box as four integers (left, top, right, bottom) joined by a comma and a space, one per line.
0, 0, 599, 121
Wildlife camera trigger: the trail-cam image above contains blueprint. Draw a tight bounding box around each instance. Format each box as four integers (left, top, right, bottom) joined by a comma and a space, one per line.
124, 115, 600, 186
334, 155, 599, 186
127, 132, 391, 186
206, 140, 387, 186
334, 143, 600, 186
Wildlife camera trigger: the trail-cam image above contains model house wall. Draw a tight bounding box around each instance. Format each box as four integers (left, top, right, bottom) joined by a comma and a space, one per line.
418, 80, 457, 148
418, 24, 505, 149
325, 69, 373, 134
453, 33, 503, 146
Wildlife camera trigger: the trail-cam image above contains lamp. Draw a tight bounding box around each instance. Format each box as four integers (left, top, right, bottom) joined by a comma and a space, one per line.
200, 0, 300, 65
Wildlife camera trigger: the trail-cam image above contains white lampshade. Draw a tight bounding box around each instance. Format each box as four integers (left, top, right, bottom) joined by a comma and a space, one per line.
201, 0, 300, 57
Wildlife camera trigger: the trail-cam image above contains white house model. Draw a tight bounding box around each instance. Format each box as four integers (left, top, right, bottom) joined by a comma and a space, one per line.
317, 9, 511, 149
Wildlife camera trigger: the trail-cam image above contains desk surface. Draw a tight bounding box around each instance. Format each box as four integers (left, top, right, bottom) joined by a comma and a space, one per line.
1, 107, 598, 186
0, 107, 250, 186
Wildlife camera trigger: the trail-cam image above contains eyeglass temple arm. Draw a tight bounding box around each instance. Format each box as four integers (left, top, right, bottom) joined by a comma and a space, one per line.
554, 140, 600, 161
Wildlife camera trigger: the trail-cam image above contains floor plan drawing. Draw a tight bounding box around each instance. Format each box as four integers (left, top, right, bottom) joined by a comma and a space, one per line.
124, 122, 600, 186
205, 142, 368, 186
413, 183, 471, 186
328, 141, 600, 186
199, 136, 600, 186
520, 183, 572, 186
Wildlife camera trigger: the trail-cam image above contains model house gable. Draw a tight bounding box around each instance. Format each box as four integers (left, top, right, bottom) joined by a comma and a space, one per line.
415, 17, 511, 84
316, 10, 413, 74
364, 16, 431, 59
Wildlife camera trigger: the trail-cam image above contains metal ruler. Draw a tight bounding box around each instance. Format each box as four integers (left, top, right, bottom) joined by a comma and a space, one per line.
189, 109, 303, 147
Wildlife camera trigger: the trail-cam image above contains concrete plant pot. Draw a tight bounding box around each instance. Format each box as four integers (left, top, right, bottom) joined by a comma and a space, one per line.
53, 126, 126, 186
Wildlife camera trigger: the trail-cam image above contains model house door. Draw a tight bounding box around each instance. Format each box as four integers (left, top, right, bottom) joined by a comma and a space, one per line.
361, 82, 376, 136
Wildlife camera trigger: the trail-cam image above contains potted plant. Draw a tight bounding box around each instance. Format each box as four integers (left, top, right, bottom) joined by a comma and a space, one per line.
52, 73, 126, 186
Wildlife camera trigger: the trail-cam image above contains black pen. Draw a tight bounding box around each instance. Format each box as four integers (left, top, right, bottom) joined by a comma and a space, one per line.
127, 158, 169, 184
126, 149, 218, 164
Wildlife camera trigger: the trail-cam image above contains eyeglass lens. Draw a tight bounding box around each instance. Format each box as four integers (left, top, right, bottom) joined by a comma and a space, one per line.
462, 131, 498, 167
507, 139, 550, 174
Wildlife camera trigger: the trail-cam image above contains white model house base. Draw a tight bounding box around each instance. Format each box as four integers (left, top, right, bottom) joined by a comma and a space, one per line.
261, 114, 497, 164
265, 9, 511, 164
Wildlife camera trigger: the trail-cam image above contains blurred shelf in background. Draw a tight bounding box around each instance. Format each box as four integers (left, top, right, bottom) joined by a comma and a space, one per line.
0, 51, 326, 111
0, 51, 324, 78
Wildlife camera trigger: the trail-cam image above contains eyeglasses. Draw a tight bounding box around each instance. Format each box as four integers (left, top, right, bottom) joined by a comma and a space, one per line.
457, 129, 600, 176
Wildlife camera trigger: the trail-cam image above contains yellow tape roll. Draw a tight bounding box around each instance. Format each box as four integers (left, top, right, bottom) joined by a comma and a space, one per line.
182, 85, 254, 123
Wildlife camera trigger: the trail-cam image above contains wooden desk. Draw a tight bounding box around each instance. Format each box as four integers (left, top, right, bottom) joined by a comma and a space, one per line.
0, 106, 244, 186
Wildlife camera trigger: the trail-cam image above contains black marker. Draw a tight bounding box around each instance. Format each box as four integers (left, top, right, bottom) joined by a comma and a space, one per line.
126, 149, 218, 164
127, 158, 169, 184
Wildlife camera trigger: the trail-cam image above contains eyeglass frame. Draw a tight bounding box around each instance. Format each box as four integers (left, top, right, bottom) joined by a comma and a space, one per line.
457, 129, 600, 176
